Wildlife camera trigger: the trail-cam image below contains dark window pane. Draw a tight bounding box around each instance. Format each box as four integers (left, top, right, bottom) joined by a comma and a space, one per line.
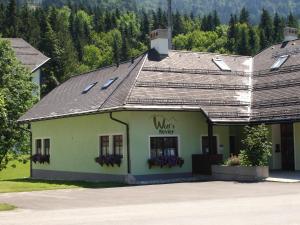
100, 136, 109, 156
36, 139, 42, 154
150, 137, 178, 158
44, 139, 50, 155
113, 135, 123, 156
202, 136, 217, 154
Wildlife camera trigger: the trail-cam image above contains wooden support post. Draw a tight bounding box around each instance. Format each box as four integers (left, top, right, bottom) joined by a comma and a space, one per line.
208, 121, 214, 155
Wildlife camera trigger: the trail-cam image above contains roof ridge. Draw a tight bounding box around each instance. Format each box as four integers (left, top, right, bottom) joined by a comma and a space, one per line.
170, 49, 252, 58
124, 54, 148, 105
97, 53, 147, 111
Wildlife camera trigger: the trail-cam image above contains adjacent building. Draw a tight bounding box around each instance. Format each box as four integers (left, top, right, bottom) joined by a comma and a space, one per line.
18, 27, 300, 183
6, 38, 50, 98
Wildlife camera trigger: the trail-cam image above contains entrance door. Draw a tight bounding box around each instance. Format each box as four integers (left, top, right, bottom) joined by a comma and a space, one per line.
281, 123, 295, 171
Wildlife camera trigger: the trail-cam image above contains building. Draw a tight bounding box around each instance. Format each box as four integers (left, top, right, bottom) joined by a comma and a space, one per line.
18, 27, 300, 183
5, 38, 50, 98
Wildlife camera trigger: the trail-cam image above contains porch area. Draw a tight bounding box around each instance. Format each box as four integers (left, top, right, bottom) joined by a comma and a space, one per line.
267, 171, 300, 183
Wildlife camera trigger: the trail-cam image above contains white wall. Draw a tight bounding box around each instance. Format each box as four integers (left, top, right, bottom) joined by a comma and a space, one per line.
271, 124, 282, 170
32, 69, 41, 99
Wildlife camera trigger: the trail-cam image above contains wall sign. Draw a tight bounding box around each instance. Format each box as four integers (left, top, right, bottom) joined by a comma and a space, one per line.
153, 115, 176, 134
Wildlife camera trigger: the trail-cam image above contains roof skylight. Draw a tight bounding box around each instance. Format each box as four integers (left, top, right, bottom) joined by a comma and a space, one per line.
101, 78, 118, 90
82, 82, 97, 94
213, 58, 231, 71
271, 55, 289, 70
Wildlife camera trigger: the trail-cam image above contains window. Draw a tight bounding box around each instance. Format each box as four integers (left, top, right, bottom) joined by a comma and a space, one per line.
213, 58, 231, 71
101, 78, 118, 90
82, 82, 97, 94
113, 135, 123, 156
202, 136, 217, 154
44, 139, 50, 155
150, 137, 178, 158
35, 139, 42, 154
229, 136, 238, 155
271, 55, 289, 70
100, 136, 109, 156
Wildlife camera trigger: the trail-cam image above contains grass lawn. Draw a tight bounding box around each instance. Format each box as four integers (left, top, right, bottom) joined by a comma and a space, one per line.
0, 159, 125, 193
0, 159, 30, 181
0, 203, 16, 211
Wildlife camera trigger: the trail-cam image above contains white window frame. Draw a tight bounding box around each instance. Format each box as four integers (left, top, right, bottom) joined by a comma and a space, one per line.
34, 137, 51, 155
200, 135, 220, 154
271, 55, 289, 70
213, 58, 231, 71
148, 135, 181, 158
98, 133, 125, 156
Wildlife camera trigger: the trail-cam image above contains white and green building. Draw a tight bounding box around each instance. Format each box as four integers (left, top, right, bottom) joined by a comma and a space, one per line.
19, 28, 300, 183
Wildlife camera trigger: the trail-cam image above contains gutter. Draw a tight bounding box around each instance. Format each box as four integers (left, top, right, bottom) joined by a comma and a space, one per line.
109, 112, 131, 174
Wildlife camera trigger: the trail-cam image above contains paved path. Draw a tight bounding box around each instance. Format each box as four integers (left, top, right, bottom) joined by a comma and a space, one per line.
1, 181, 300, 225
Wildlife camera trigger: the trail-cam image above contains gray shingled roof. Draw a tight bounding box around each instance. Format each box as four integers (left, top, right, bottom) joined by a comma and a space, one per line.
5, 38, 50, 72
19, 41, 300, 124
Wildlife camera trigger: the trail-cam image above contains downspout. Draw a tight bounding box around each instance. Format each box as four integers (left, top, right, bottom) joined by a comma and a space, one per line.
109, 112, 131, 174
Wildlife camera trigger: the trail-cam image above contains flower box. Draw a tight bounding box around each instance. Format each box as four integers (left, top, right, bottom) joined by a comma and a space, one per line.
95, 155, 122, 167
211, 165, 269, 181
148, 156, 184, 169
31, 154, 50, 164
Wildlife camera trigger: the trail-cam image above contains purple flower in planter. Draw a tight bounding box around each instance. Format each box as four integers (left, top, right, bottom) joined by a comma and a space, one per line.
31, 154, 50, 164
95, 155, 122, 167
148, 156, 184, 169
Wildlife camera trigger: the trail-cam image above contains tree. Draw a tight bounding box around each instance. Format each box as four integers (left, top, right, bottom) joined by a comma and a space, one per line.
173, 11, 184, 36
0, 38, 36, 170
39, 20, 61, 95
112, 33, 120, 66
19, 3, 41, 47
140, 10, 150, 43
249, 26, 259, 55
259, 9, 273, 48
239, 125, 272, 167
239, 7, 249, 24
287, 12, 299, 28
273, 12, 284, 43
121, 28, 129, 61
213, 10, 221, 28
4, 0, 19, 37
227, 14, 238, 52
237, 24, 250, 55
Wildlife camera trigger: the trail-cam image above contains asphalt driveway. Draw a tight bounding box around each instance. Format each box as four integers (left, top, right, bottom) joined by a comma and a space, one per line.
1, 181, 300, 225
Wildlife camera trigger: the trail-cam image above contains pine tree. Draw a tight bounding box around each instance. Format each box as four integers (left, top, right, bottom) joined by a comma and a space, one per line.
237, 25, 250, 55
0, 3, 5, 33
287, 12, 299, 28
19, 3, 41, 47
39, 20, 61, 94
249, 26, 259, 55
140, 10, 150, 43
113, 34, 120, 66
201, 15, 208, 31
4, 0, 19, 37
259, 9, 273, 48
273, 12, 284, 43
239, 7, 249, 24
121, 27, 129, 61
173, 11, 184, 36
213, 10, 220, 28
260, 29, 268, 50
227, 14, 237, 52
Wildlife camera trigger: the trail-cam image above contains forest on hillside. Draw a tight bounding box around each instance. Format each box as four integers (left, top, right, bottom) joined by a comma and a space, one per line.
10, 0, 300, 23
0, 0, 299, 96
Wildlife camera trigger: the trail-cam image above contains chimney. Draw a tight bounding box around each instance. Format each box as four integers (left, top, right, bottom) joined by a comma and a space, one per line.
167, 0, 172, 49
150, 29, 169, 55
284, 27, 298, 42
